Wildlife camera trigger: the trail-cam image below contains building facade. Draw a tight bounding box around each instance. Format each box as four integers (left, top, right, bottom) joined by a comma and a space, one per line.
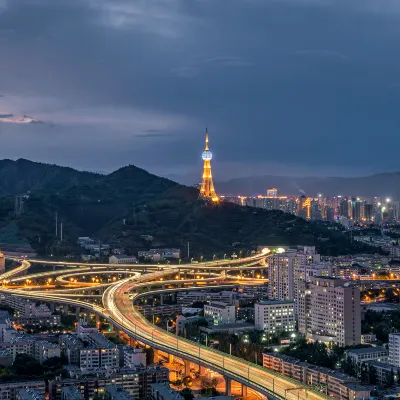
254, 300, 295, 334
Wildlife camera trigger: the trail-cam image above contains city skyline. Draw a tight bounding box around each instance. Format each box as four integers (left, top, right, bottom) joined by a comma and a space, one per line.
2, 1, 400, 182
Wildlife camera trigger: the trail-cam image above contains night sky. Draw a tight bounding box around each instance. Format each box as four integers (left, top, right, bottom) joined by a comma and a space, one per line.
1, 0, 400, 184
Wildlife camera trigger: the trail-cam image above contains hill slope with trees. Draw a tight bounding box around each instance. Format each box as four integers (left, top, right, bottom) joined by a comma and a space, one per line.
0, 160, 376, 257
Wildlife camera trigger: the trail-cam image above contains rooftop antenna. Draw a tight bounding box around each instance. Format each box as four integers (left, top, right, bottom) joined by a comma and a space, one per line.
55, 211, 58, 237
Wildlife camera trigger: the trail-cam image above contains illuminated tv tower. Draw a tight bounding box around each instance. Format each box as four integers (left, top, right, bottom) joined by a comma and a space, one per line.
199, 129, 219, 201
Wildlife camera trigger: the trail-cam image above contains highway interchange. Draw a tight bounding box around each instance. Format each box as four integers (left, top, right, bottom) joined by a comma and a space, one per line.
0, 253, 335, 400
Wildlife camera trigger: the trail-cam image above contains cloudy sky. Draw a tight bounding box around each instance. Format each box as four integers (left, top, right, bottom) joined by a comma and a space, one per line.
1, 0, 400, 184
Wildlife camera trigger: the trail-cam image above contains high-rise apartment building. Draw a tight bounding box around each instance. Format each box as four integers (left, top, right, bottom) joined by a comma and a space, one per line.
255, 300, 296, 334
267, 250, 297, 301
389, 333, 400, 367
297, 277, 361, 347
267, 188, 278, 197
268, 246, 326, 306
0, 252, 5, 274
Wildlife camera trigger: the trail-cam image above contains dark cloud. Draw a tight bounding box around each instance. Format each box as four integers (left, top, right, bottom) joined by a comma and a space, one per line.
0, 114, 13, 118
0, 0, 400, 183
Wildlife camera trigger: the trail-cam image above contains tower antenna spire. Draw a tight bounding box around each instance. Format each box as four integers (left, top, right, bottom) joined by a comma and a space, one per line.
199, 128, 218, 202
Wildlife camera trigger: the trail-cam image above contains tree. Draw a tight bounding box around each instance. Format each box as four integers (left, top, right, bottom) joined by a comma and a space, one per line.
12, 354, 43, 377
369, 365, 377, 385
181, 388, 194, 400
182, 375, 193, 388
144, 347, 154, 365
200, 376, 213, 396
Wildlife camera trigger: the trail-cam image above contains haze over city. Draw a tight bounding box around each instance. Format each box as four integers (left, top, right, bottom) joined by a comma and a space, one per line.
2, 0, 400, 183
2, 2, 400, 400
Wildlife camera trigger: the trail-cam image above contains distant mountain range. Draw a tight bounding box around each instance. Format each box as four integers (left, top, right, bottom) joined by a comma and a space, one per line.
0, 159, 377, 257
217, 173, 400, 198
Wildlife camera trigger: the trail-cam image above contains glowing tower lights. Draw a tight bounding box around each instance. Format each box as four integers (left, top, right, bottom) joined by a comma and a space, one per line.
199, 129, 219, 201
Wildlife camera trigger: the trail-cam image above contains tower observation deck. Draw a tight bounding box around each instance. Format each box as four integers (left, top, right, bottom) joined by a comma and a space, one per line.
199, 129, 219, 201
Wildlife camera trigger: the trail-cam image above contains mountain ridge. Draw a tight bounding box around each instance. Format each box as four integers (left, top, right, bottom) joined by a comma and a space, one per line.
217, 172, 400, 198
0, 159, 379, 257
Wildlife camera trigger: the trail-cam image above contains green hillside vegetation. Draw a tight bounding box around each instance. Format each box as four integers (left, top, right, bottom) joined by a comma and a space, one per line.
0, 160, 377, 258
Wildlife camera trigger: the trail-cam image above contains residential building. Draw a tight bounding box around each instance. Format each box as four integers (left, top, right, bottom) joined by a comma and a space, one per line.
389, 333, 400, 367
293, 263, 331, 315
49, 365, 168, 400
109, 255, 137, 264
124, 348, 147, 368
138, 249, 180, 262
0, 381, 45, 400
0, 310, 11, 342
0, 348, 13, 366
34, 341, 61, 364
59, 332, 119, 371
346, 347, 388, 365
267, 249, 297, 300
60, 386, 84, 400
104, 384, 135, 400
361, 333, 377, 344
254, 300, 295, 334
11, 313, 61, 328
16, 389, 45, 400
204, 302, 236, 325
150, 383, 184, 400
177, 290, 234, 306
262, 353, 371, 400
366, 361, 400, 386
299, 277, 361, 346
76, 321, 98, 337
0, 252, 5, 274
59, 334, 85, 365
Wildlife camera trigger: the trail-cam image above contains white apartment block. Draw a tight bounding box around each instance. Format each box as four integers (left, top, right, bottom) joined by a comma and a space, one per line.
267, 250, 297, 300
361, 333, 376, 344
176, 291, 234, 306
204, 302, 236, 325
34, 340, 61, 364
255, 300, 295, 334
109, 255, 137, 264
389, 333, 400, 367
0, 381, 45, 400
297, 277, 361, 347
346, 347, 388, 365
124, 348, 147, 368
268, 246, 326, 302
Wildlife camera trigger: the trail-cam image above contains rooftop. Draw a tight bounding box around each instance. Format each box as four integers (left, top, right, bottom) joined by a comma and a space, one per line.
258, 300, 295, 305
105, 384, 134, 400
150, 383, 184, 400
346, 346, 387, 355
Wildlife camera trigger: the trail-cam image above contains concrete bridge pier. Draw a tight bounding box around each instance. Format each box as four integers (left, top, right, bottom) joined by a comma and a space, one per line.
184, 359, 191, 376
49, 303, 55, 313
225, 377, 232, 396
63, 304, 69, 314
75, 307, 80, 318
160, 294, 164, 305
241, 383, 248, 397
153, 349, 159, 363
